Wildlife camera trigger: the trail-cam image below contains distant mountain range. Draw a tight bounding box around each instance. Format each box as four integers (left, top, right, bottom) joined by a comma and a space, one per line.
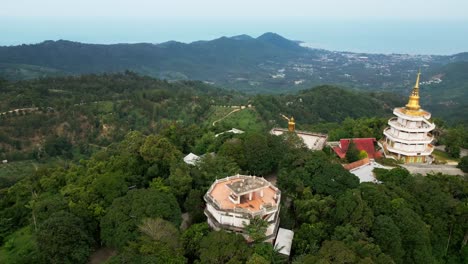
0, 32, 466, 90
0, 32, 467, 123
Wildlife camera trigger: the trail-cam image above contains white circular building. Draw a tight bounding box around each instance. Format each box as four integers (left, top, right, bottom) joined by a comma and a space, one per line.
380, 71, 435, 163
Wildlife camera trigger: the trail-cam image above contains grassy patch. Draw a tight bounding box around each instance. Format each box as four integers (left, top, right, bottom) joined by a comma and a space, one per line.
0, 160, 37, 188
205, 106, 237, 125
96, 101, 114, 113
215, 108, 266, 132
0, 226, 40, 263
433, 149, 460, 163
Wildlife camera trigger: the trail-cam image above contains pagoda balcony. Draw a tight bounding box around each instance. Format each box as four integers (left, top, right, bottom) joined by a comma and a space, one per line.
384, 128, 434, 144
393, 108, 431, 121
385, 143, 434, 156
388, 117, 435, 132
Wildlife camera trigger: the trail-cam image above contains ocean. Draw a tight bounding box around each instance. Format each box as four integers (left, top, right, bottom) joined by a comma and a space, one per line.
1, 18, 467, 55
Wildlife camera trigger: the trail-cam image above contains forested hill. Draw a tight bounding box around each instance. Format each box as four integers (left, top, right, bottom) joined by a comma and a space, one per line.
1, 33, 466, 94
0, 73, 467, 264
423, 61, 468, 123
0, 73, 402, 165
0, 33, 306, 82
254, 85, 404, 124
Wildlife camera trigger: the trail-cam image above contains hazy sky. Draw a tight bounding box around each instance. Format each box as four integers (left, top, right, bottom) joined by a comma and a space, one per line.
3, 0, 467, 19
1, 0, 467, 54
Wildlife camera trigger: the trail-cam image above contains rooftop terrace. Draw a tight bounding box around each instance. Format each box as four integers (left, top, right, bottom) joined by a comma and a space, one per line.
207, 175, 280, 213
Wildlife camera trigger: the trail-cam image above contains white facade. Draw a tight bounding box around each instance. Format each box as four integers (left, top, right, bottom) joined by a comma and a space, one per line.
204, 175, 281, 242
381, 107, 435, 163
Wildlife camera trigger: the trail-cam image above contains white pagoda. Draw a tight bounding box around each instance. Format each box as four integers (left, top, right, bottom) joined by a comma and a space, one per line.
380, 71, 435, 163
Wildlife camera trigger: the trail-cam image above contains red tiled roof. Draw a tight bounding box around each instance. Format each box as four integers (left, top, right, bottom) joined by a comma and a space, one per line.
333, 138, 378, 159
343, 157, 370, 170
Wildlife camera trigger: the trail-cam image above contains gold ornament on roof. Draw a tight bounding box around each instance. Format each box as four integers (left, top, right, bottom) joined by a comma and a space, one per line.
404, 70, 423, 115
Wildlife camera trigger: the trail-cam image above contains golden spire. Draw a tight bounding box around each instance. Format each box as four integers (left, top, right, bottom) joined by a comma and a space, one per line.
405, 70, 421, 111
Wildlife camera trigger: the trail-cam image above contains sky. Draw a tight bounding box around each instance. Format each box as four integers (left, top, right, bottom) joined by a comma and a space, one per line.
1, 0, 468, 54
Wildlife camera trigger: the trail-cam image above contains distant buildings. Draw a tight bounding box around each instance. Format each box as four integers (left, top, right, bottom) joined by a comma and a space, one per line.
379, 71, 435, 163
204, 174, 281, 243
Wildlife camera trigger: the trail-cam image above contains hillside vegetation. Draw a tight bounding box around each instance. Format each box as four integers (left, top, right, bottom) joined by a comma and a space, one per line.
423, 62, 468, 124
0, 74, 403, 166
0, 73, 466, 263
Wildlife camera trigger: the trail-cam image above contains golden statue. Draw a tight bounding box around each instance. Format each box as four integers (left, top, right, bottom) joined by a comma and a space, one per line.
281, 114, 295, 132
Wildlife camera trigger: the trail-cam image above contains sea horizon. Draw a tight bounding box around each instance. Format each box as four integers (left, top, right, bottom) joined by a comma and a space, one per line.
1, 18, 467, 55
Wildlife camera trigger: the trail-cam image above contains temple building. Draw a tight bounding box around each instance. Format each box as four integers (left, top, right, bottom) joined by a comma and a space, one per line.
379, 71, 435, 163
332, 138, 381, 159
204, 174, 281, 242
271, 115, 328, 151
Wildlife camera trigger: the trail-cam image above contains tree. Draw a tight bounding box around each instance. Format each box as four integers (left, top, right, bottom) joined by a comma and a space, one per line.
293, 222, 328, 255
302, 240, 358, 264
243, 133, 275, 175
252, 242, 287, 264
184, 189, 206, 224
391, 207, 434, 264
219, 138, 247, 169
334, 189, 374, 232
372, 215, 405, 263
345, 140, 360, 163
181, 222, 210, 261
31, 193, 68, 224
138, 218, 182, 253
139, 135, 182, 179
244, 217, 269, 243
442, 127, 465, 158
36, 211, 93, 264
123, 217, 187, 263
358, 150, 368, 160
374, 167, 411, 186
44, 135, 72, 158
310, 163, 360, 197
247, 254, 270, 264
457, 156, 468, 172
100, 189, 181, 249
199, 231, 251, 264
167, 164, 193, 202
277, 150, 359, 197
195, 154, 240, 189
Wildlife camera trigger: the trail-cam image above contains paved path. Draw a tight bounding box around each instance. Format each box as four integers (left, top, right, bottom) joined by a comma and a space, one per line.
212, 108, 241, 126
402, 164, 465, 176
0, 107, 39, 115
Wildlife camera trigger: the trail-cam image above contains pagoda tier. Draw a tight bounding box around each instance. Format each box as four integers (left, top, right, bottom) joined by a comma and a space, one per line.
379, 71, 435, 164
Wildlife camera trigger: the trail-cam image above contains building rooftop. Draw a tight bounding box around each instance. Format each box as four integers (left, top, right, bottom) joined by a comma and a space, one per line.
274, 228, 294, 256
207, 175, 280, 212
270, 128, 327, 150
226, 177, 269, 195
347, 160, 392, 183
215, 128, 245, 137
333, 138, 381, 159
183, 153, 200, 165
